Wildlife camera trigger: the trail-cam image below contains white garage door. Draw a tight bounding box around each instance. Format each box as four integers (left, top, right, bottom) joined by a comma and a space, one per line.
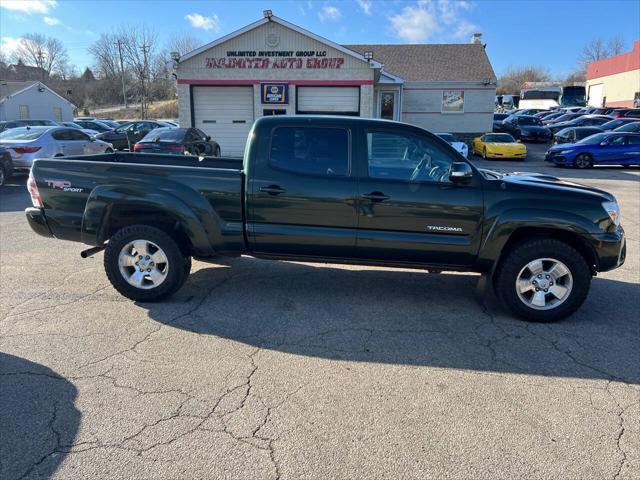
297, 86, 359, 114
193, 86, 254, 157
588, 83, 604, 107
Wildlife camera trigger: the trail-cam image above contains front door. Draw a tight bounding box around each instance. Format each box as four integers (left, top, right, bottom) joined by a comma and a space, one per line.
378, 91, 397, 120
247, 124, 358, 257
355, 128, 484, 266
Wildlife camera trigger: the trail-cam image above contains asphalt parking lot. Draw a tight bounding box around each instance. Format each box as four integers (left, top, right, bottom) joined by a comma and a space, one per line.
1, 144, 638, 479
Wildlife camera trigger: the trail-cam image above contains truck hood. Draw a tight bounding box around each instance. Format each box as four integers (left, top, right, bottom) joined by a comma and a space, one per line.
482, 169, 614, 201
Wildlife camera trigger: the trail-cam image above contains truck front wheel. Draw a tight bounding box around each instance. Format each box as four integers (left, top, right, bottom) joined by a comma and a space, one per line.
104, 224, 189, 302
494, 238, 591, 322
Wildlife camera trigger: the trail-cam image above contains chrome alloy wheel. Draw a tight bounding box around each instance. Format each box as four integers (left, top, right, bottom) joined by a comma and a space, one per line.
118, 240, 169, 289
515, 258, 573, 310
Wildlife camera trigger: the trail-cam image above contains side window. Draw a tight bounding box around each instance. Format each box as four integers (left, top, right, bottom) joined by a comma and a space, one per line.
366, 131, 454, 183
269, 127, 349, 177
609, 135, 626, 146
626, 136, 640, 145
52, 129, 72, 141
195, 128, 208, 140
69, 129, 89, 140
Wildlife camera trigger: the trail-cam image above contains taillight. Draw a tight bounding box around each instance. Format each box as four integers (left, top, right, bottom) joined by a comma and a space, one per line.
27, 172, 43, 208
166, 144, 184, 153
12, 146, 41, 154
133, 143, 143, 152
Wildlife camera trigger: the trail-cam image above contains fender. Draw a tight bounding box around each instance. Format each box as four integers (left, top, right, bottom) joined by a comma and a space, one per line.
476, 208, 599, 272
81, 183, 224, 256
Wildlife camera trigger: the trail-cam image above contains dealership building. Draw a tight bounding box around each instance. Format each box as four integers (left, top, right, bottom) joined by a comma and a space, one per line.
586, 40, 640, 108
175, 13, 497, 156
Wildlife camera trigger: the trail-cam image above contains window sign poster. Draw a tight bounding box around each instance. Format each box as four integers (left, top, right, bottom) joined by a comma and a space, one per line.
261, 83, 288, 104
442, 90, 464, 113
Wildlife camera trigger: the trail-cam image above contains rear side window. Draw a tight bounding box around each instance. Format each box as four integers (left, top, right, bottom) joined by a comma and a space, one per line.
52, 129, 73, 141
269, 127, 349, 176
626, 136, 640, 144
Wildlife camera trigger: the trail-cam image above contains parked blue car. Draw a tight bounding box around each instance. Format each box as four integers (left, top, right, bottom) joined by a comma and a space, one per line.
545, 132, 640, 168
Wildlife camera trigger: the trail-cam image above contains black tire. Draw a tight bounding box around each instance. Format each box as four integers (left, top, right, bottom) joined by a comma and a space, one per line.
0, 164, 6, 187
105, 148, 114, 153
494, 238, 591, 322
574, 153, 593, 169
214, 146, 221, 157
104, 224, 189, 302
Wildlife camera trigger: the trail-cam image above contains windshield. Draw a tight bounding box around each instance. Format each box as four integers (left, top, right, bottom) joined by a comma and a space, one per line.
115, 122, 135, 133
553, 114, 581, 123
0, 128, 47, 141
484, 134, 516, 143
518, 117, 542, 126
436, 133, 454, 143
560, 86, 587, 107
576, 133, 608, 145
140, 128, 185, 143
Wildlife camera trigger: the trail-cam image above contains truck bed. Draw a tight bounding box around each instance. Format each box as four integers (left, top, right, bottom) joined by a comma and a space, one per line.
30, 152, 246, 256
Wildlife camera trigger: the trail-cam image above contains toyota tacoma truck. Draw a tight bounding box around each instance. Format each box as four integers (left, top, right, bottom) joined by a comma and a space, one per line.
25, 116, 625, 322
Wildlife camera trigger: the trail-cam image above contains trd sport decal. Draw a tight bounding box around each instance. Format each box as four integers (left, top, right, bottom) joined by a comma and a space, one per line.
44, 179, 84, 193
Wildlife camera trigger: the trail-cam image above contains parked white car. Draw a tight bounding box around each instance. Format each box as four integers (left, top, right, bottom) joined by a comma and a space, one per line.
435, 132, 468, 158
0, 126, 114, 172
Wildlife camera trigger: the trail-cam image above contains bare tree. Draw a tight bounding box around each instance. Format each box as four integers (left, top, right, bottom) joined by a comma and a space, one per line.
497, 65, 551, 95
166, 35, 201, 57
118, 26, 158, 118
607, 35, 626, 56
12, 33, 69, 78
88, 32, 123, 79
579, 36, 627, 68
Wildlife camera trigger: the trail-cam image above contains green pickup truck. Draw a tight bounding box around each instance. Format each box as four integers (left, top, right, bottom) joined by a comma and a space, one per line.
25, 116, 625, 322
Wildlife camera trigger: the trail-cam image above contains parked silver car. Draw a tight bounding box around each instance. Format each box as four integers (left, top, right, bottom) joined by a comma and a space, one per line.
0, 126, 114, 172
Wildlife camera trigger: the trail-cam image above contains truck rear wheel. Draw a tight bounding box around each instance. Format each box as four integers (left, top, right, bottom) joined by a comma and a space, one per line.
494, 238, 591, 322
104, 224, 189, 302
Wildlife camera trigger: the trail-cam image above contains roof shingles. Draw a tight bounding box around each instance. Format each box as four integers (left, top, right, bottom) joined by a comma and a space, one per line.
344, 44, 496, 82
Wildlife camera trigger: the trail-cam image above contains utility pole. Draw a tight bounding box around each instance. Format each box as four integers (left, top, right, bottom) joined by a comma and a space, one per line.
140, 44, 150, 119
36, 50, 45, 82
115, 39, 128, 109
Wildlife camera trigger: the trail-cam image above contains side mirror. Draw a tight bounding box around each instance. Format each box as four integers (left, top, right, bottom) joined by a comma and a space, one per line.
206, 135, 211, 141
599, 141, 609, 146
517, 139, 522, 143
450, 162, 473, 184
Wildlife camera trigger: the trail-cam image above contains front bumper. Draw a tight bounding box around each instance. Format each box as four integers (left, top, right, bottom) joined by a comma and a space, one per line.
25, 207, 54, 238
586, 225, 626, 272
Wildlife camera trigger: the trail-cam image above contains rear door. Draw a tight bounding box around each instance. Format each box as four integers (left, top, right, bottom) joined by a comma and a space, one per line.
355, 127, 484, 266
247, 124, 358, 257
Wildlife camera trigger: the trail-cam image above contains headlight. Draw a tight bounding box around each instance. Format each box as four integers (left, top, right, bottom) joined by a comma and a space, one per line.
558, 150, 571, 154
602, 201, 620, 225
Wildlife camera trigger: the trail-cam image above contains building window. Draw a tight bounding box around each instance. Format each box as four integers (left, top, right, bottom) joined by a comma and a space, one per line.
19, 105, 29, 120
53, 107, 62, 121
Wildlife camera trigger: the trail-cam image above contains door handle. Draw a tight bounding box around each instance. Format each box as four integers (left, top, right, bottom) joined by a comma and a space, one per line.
259, 185, 286, 195
361, 192, 390, 202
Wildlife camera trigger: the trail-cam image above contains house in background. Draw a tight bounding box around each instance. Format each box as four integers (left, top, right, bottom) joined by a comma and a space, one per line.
586, 40, 640, 108
0, 81, 76, 121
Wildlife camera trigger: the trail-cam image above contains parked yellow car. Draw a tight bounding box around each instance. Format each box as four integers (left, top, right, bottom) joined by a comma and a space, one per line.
472, 133, 527, 160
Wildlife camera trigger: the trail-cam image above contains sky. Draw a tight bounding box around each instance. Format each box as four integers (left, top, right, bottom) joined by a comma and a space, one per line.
1, 0, 639, 78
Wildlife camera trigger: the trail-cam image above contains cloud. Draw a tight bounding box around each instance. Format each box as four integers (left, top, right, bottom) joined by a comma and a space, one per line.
318, 5, 342, 22
43, 16, 60, 25
0, 36, 22, 57
0, 0, 57, 14
355, 0, 372, 15
389, 0, 477, 43
185, 13, 220, 32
